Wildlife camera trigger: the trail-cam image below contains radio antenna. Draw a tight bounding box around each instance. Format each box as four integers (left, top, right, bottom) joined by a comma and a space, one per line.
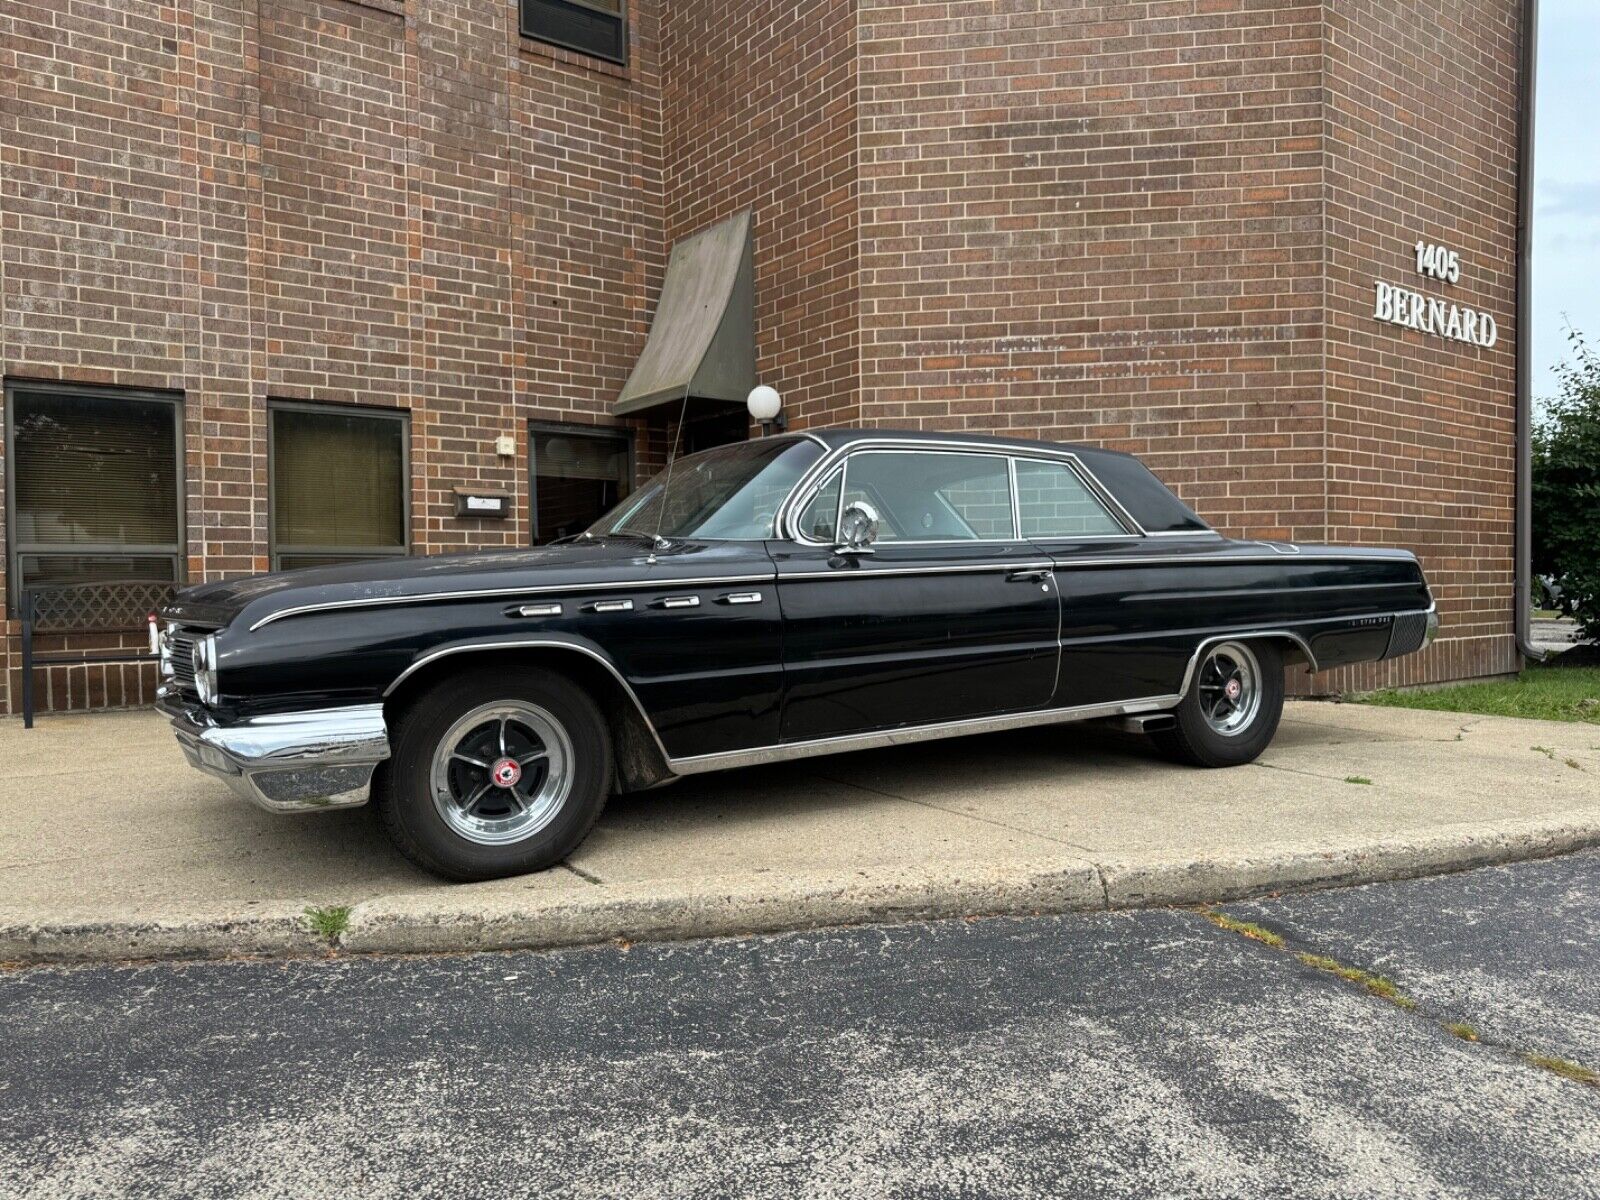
649, 385, 690, 557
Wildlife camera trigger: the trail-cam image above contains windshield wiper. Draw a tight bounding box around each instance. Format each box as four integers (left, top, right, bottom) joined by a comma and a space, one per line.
601, 529, 670, 548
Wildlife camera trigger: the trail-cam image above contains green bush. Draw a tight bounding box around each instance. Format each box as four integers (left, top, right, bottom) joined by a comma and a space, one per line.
1533, 329, 1600, 640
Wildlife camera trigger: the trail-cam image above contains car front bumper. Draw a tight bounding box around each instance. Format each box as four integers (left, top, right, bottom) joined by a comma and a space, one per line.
158, 694, 391, 814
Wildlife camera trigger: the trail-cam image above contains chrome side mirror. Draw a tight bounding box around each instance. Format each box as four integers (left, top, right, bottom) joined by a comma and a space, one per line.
835, 500, 880, 555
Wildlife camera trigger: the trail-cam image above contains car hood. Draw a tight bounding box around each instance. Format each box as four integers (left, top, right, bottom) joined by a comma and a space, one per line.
162, 540, 660, 629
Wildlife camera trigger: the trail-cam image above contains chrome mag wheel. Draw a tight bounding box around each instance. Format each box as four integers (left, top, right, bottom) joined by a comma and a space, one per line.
1196, 641, 1262, 737
429, 701, 574, 845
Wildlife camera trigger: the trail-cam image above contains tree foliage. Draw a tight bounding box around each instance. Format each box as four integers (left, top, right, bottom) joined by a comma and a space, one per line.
1533, 329, 1600, 639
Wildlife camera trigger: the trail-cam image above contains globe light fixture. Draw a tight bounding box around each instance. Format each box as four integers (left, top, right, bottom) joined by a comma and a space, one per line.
746, 385, 784, 436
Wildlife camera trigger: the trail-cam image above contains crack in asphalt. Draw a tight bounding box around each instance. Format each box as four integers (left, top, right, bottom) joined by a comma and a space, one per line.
1196, 906, 1600, 1092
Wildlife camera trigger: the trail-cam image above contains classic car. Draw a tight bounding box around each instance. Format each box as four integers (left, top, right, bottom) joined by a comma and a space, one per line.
156, 429, 1439, 880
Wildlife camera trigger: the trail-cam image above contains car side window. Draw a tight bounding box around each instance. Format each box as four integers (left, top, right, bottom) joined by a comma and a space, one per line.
797, 468, 842, 541
1015, 459, 1127, 538
841, 451, 1016, 542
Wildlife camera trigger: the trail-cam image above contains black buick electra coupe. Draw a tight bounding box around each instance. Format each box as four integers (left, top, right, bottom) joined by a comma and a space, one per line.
157, 430, 1438, 880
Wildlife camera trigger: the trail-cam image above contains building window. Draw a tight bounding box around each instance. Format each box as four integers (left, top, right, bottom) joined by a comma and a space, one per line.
270, 403, 408, 571
520, 0, 626, 64
5, 382, 184, 603
530, 422, 632, 544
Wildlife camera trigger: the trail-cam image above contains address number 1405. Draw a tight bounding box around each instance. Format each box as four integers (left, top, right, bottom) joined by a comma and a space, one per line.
1415, 241, 1461, 284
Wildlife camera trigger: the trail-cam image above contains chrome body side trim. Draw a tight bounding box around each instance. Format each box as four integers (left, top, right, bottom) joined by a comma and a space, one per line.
381, 638, 674, 763
1051, 551, 1418, 570
1176, 630, 1318, 698
781, 560, 1056, 582
665, 694, 1183, 775
249, 573, 775, 630
159, 695, 389, 814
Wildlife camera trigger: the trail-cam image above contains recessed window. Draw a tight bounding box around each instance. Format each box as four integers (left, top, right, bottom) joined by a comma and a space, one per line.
530, 423, 632, 544
1014, 459, 1126, 538
270, 403, 408, 571
520, 0, 626, 64
5, 382, 184, 603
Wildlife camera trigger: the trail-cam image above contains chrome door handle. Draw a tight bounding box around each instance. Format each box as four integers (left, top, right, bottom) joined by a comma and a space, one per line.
719, 592, 764, 605
587, 599, 634, 613
1006, 567, 1052, 583
654, 595, 700, 609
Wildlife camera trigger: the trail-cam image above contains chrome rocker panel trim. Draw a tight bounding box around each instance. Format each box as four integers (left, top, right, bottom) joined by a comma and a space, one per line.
159, 694, 390, 814
665, 694, 1182, 775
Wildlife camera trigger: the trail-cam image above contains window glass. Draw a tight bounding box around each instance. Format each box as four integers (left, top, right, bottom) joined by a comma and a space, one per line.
271, 405, 407, 570
1015, 459, 1126, 538
797, 468, 842, 542
591, 438, 822, 541
841, 452, 1015, 542
8, 386, 182, 593
532, 426, 630, 544
521, 0, 625, 63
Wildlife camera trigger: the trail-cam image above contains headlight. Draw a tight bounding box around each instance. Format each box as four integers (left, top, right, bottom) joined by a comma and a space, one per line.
192, 634, 219, 706
158, 622, 176, 679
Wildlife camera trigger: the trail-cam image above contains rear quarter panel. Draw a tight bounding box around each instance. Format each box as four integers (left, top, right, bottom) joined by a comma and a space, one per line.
1044, 542, 1432, 705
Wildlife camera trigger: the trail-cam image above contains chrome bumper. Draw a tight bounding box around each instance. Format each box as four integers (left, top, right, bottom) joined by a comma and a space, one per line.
159, 695, 390, 814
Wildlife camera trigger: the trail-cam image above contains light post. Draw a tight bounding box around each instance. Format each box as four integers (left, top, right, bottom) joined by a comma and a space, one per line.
747, 385, 784, 437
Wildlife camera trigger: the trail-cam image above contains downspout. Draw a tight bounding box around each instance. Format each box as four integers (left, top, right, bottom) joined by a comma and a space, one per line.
1514, 0, 1544, 662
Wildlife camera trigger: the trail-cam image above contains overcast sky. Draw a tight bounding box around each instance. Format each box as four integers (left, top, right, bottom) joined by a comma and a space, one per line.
1533, 0, 1598, 397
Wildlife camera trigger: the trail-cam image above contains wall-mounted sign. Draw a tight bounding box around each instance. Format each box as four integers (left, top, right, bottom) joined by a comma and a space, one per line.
453, 487, 510, 519
1373, 240, 1497, 349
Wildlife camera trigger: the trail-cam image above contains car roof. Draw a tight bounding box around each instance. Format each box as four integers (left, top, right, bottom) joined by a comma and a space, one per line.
799, 427, 1139, 463
788, 427, 1211, 535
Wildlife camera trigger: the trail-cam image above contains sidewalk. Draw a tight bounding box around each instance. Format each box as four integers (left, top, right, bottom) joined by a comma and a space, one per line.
3, 702, 1598, 963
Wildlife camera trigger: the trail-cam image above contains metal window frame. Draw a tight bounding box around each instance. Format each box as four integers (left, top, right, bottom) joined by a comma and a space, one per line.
788, 444, 1141, 548
3, 378, 187, 613
528, 420, 635, 545
267, 399, 411, 572
519, 0, 628, 65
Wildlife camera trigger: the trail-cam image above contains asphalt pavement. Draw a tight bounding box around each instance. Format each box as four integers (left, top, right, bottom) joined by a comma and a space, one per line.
3, 852, 1598, 1199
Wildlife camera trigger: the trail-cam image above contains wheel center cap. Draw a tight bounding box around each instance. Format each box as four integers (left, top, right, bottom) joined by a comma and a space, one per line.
490, 757, 522, 788
1224, 678, 1243, 702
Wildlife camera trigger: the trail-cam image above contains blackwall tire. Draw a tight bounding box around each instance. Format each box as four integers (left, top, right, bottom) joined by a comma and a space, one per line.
1152, 640, 1284, 768
375, 669, 611, 881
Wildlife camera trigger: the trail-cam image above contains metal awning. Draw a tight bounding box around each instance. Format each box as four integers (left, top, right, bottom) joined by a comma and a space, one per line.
614, 210, 754, 417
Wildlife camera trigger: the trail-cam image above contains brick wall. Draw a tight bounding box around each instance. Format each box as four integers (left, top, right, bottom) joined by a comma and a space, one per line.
0, 0, 1527, 714
0, 0, 666, 714
850, 0, 1524, 692
1315, 0, 1523, 691
659, 0, 860, 430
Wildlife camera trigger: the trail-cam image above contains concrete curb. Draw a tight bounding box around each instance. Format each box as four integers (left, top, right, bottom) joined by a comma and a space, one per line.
5, 811, 1600, 966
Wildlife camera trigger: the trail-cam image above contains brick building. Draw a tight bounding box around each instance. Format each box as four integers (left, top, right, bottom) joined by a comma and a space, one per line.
0, 0, 1530, 714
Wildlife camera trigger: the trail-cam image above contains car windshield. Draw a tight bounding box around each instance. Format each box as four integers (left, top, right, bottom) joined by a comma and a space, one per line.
587, 437, 823, 541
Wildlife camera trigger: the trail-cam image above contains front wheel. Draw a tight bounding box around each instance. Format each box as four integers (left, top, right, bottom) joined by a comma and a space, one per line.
1151, 639, 1284, 768
376, 669, 611, 881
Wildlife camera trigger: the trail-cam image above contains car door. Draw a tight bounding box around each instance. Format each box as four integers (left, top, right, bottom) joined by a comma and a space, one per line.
1012, 454, 1178, 707
770, 447, 1061, 742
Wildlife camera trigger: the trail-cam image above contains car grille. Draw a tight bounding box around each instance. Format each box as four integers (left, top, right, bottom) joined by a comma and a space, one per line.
166, 627, 200, 693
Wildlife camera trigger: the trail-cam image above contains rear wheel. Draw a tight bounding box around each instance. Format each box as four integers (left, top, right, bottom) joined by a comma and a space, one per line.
1151, 639, 1284, 768
376, 669, 610, 881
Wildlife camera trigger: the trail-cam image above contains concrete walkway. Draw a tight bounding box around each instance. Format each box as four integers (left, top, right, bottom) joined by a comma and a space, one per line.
2, 702, 1597, 963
